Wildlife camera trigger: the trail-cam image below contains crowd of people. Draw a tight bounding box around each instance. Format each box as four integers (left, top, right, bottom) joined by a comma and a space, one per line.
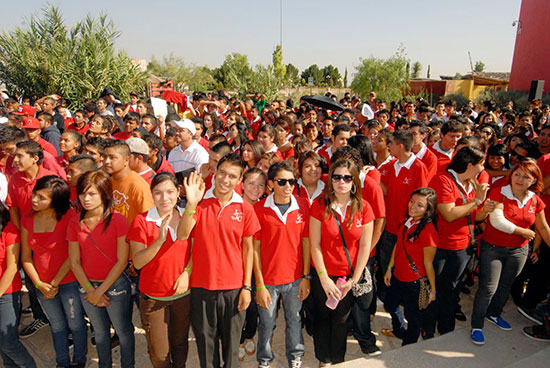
0, 88, 549, 368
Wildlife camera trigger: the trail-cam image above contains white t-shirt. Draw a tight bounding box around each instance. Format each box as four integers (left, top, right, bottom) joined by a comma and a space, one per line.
168, 141, 209, 173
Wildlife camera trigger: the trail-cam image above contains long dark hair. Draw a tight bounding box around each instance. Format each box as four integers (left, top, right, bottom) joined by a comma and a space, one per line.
33, 175, 71, 220
76, 170, 113, 231
322, 159, 363, 229
404, 187, 438, 243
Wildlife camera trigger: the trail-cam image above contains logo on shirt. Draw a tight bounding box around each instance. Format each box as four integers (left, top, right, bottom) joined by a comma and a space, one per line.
528, 205, 536, 214
112, 190, 129, 218
231, 209, 243, 222
403, 177, 411, 185
296, 214, 304, 224
355, 219, 362, 228
380, 169, 387, 176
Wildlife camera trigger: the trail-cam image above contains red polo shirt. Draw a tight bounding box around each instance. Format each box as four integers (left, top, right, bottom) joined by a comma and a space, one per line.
66, 212, 129, 280
254, 195, 309, 285
393, 219, 438, 282
310, 198, 374, 276
429, 170, 477, 250
22, 212, 75, 285
415, 143, 438, 182
380, 155, 428, 235
113, 131, 132, 141
482, 185, 545, 248
0, 222, 23, 294
6, 166, 58, 218
190, 190, 260, 290
429, 141, 454, 174
127, 207, 192, 297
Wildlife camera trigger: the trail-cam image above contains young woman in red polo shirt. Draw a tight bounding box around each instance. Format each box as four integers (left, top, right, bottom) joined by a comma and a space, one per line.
257, 125, 283, 160
383, 188, 438, 345
309, 159, 374, 366
471, 159, 550, 344
423, 147, 489, 339
241, 140, 265, 170
0, 207, 36, 368
68, 170, 135, 368
294, 151, 328, 206
21, 176, 87, 368
127, 173, 192, 367
57, 130, 83, 172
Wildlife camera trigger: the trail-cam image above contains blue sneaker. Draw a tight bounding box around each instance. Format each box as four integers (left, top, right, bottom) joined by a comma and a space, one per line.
486, 315, 512, 331
471, 329, 485, 345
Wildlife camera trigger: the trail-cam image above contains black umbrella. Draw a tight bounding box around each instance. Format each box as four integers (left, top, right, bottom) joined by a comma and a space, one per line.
301, 95, 345, 111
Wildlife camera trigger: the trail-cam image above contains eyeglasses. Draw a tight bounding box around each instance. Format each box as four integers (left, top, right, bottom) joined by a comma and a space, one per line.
331, 174, 353, 183
275, 178, 297, 186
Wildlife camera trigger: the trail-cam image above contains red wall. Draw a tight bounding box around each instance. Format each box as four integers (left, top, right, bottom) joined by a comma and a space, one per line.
509, 0, 550, 94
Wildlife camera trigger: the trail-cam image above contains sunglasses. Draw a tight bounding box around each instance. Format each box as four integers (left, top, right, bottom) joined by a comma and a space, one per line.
331, 174, 353, 183
275, 178, 298, 186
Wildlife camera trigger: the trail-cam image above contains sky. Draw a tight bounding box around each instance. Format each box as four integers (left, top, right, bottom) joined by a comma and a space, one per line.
0, 0, 523, 83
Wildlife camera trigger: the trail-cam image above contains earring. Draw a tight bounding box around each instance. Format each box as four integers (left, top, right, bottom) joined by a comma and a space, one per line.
351, 184, 357, 195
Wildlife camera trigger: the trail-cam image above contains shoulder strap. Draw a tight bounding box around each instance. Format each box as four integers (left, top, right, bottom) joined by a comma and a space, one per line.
332, 210, 354, 275
447, 171, 475, 240
401, 225, 422, 278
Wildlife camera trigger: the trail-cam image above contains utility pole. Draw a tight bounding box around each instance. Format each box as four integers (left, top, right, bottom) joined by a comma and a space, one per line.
468, 51, 474, 73
280, 0, 283, 48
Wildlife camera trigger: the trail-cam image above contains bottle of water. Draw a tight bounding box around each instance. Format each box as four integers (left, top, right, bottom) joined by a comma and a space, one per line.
325, 277, 347, 310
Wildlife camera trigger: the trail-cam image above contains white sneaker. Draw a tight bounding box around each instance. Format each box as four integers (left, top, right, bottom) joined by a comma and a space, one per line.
244, 338, 256, 355
238, 345, 246, 361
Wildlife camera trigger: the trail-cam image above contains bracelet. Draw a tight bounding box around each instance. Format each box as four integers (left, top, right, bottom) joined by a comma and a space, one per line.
82, 282, 92, 291
184, 209, 196, 215
35, 281, 42, 289
242, 285, 253, 292
387, 265, 393, 270
302, 274, 312, 280
184, 267, 192, 274
317, 269, 327, 276
256, 285, 266, 291
473, 198, 482, 206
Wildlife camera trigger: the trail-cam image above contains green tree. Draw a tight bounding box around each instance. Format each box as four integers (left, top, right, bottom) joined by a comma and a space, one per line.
474, 61, 486, 72
212, 53, 252, 89
272, 44, 286, 85
321, 65, 342, 87
147, 54, 215, 91
411, 61, 422, 78
351, 54, 409, 103
0, 5, 145, 108
286, 63, 300, 86
301, 64, 323, 86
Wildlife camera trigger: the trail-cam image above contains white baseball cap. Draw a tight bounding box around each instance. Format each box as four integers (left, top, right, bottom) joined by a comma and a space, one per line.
171, 119, 196, 135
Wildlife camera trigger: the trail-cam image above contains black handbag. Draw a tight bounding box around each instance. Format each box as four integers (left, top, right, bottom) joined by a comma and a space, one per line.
333, 211, 372, 310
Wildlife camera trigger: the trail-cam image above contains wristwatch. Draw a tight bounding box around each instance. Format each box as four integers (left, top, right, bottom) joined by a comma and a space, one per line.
242, 285, 253, 292
302, 274, 312, 280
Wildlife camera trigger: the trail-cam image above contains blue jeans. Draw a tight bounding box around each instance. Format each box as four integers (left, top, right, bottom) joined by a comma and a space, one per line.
37, 281, 87, 367
79, 275, 135, 368
384, 276, 422, 345
0, 291, 36, 368
257, 279, 304, 366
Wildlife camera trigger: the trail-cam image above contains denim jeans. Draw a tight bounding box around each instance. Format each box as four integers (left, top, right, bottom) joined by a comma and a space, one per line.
384, 276, 422, 345
422, 248, 470, 337
37, 281, 87, 367
79, 275, 135, 368
0, 291, 36, 368
471, 241, 528, 329
257, 279, 304, 366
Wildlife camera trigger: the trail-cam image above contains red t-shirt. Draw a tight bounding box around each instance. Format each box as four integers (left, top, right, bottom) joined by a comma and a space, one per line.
198, 137, 209, 151
113, 131, 132, 141
0, 223, 23, 294
22, 212, 75, 285
38, 137, 58, 157
254, 195, 309, 285
310, 198, 375, 276
361, 174, 386, 258
537, 154, 550, 223
281, 147, 295, 160
190, 191, 260, 290
66, 212, 129, 280
393, 221, 438, 282
155, 155, 176, 175
429, 171, 477, 250
366, 167, 381, 184
67, 121, 89, 135
139, 169, 156, 185
5, 166, 58, 218
380, 156, 428, 234
482, 185, 545, 248
126, 208, 192, 297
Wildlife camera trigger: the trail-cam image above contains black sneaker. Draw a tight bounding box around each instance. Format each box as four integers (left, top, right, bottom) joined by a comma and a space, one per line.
21, 306, 32, 316
19, 319, 49, 338
361, 344, 382, 357
518, 306, 544, 326
522, 325, 550, 341
455, 310, 467, 322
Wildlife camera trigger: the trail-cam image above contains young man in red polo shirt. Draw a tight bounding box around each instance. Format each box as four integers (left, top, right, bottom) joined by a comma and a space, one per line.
410, 120, 437, 182
178, 153, 260, 368
430, 120, 464, 174
126, 137, 156, 184
317, 123, 351, 164
253, 161, 310, 368
21, 117, 58, 157
378, 130, 428, 303
113, 112, 140, 141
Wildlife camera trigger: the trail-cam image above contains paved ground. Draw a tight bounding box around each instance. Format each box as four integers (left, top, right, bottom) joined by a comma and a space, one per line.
13, 281, 550, 368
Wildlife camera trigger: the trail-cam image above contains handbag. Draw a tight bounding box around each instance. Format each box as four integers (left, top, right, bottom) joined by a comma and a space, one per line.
333, 211, 372, 310
447, 171, 479, 273
401, 226, 431, 310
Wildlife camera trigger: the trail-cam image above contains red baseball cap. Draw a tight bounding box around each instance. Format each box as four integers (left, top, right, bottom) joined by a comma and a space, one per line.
22, 117, 40, 129
14, 105, 36, 116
